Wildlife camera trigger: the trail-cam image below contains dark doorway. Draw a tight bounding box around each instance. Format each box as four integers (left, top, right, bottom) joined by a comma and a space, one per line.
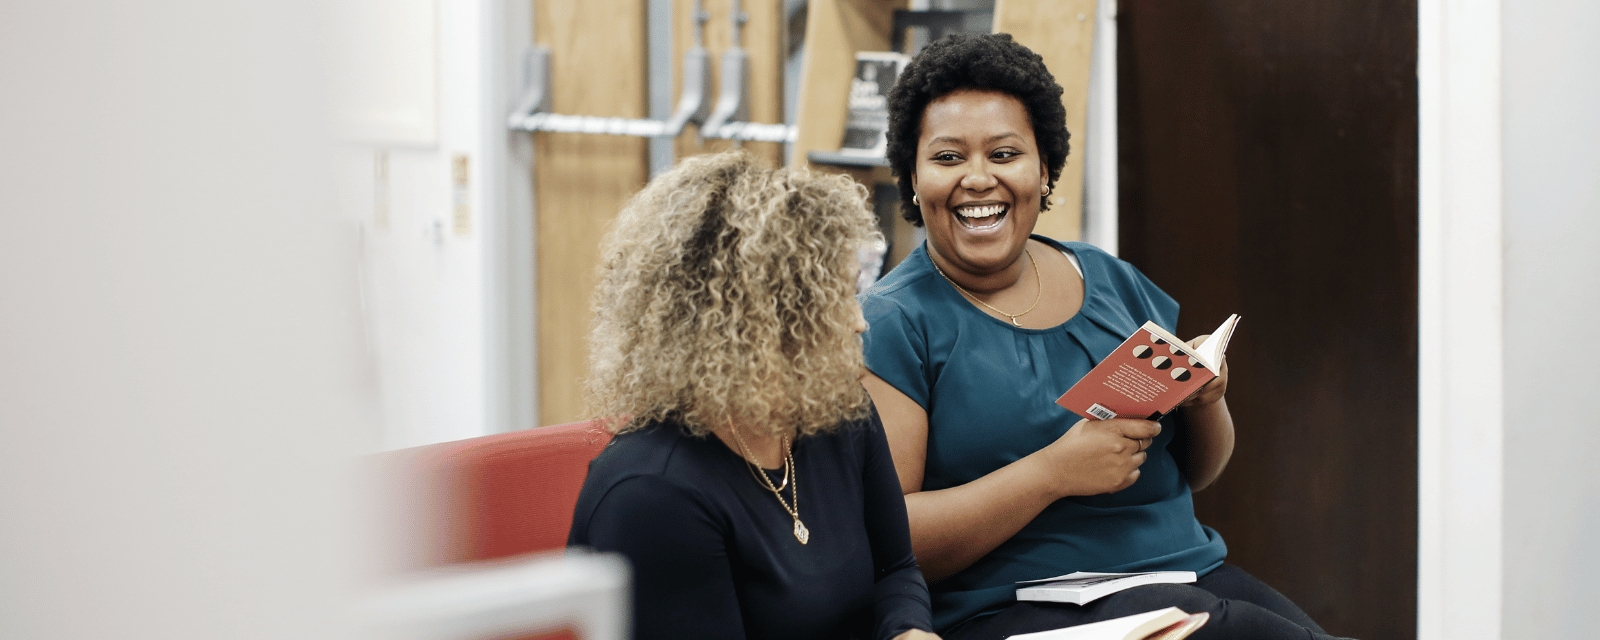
1117, 3, 1418, 639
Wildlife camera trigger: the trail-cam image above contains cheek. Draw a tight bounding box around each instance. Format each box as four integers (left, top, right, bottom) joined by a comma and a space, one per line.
1005, 166, 1045, 199
915, 171, 957, 206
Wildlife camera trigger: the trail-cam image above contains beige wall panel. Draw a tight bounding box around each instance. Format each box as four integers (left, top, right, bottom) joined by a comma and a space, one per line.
994, 0, 1095, 242
536, 0, 650, 425
672, 0, 784, 164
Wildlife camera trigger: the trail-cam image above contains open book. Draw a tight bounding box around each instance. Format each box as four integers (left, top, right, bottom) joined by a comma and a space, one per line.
1005, 607, 1209, 640
1016, 571, 1198, 605
1055, 315, 1240, 421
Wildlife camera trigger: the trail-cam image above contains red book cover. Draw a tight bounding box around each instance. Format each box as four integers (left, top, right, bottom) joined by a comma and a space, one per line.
1056, 316, 1239, 422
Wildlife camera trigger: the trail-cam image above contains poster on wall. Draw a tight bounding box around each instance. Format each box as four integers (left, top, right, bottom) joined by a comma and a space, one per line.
834, 52, 910, 159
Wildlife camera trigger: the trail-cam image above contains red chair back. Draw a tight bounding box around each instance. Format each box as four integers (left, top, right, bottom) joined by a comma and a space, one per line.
389, 420, 614, 565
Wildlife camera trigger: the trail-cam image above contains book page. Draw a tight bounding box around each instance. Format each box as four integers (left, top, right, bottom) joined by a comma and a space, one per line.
1005, 608, 1188, 640
1191, 314, 1241, 367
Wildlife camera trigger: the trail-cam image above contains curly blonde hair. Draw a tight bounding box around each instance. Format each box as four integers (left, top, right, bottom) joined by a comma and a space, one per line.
586, 151, 881, 439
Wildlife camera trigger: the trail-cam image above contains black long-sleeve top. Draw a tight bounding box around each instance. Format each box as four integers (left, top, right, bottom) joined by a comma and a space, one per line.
568, 408, 932, 640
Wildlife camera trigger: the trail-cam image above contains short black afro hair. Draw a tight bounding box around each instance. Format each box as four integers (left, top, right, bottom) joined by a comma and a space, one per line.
885, 32, 1071, 226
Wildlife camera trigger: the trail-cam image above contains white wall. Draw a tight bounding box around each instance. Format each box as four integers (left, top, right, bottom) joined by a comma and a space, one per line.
1422, 1, 1600, 638
341, 0, 524, 451
1501, 0, 1600, 636
1418, 0, 1505, 632
0, 2, 371, 638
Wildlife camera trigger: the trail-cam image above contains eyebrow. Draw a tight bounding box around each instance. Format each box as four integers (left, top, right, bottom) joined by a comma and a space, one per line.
927, 132, 1024, 146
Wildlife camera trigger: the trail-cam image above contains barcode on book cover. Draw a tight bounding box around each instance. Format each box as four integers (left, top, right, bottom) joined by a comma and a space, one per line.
1086, 403, 1115, 420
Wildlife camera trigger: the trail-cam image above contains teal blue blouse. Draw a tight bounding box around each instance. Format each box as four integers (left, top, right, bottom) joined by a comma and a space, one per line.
859, 237, 1226, 632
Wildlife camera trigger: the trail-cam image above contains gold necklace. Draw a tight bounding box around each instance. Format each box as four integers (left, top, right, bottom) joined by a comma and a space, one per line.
931, 247, 1042, 326
729, 429, 809, 544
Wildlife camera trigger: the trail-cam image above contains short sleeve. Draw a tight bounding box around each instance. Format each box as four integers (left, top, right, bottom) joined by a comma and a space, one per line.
859, 293, 931, 409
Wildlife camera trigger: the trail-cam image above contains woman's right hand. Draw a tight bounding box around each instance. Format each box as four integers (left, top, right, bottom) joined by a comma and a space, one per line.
1039, 418, 1161, 497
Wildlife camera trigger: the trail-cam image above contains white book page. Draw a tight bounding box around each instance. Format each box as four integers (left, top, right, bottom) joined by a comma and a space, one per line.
1005, 607, 1186, 640
1193, 314, 1241, 368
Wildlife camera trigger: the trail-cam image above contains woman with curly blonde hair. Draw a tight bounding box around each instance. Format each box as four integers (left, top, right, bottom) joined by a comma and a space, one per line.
569, 151, 939, 640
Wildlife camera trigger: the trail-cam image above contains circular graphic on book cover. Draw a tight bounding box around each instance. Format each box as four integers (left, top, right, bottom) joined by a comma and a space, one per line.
1132, 344, 1153, 359
1188, 356, 1206, 369
1148, 331, 1166, 345
1151, 355, 1172, 370
1171, 367, 1191, 382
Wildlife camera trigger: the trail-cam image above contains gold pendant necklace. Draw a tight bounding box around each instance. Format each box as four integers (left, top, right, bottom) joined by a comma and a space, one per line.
931, 247, 1042, 327
730, 429, 809, 544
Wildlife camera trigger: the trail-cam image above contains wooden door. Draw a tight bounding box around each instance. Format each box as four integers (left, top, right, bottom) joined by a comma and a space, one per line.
1117, 3, 1419, 638
534, 0, 651, 426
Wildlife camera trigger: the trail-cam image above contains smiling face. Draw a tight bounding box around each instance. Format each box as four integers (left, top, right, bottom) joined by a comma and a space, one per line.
913, 89, 1048, 280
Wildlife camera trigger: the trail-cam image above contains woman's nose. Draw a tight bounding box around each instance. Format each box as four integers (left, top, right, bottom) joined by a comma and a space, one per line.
960, 161, 997, 191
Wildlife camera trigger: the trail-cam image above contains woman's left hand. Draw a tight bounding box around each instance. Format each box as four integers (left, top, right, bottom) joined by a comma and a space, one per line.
1178, 334, 1228, 408
893, 629, 943, 640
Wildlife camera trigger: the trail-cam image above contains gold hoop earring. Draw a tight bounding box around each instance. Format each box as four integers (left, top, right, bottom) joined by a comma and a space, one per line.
912, 193, 921, 206
1042, 184, 1052, 197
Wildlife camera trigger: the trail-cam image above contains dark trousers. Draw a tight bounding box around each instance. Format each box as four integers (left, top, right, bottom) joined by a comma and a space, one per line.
945, 564, 1352, 640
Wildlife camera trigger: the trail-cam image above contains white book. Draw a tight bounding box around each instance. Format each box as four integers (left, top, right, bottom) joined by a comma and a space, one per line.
1005, 607, 1207, 640
1015, 571, 1198, 605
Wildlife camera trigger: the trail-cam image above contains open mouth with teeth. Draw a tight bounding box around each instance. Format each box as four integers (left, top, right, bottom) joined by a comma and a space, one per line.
956, 203, 1008, 230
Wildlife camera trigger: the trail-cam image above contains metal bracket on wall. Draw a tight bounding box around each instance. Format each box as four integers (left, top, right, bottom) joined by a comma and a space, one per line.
507, 2, 793, 144
506, 46, 666, 137
661, 0, 714, 137
699, 0, 748, 141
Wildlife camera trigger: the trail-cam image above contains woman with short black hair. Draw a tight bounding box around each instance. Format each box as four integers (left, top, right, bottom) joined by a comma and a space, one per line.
860, 33, 1345, 639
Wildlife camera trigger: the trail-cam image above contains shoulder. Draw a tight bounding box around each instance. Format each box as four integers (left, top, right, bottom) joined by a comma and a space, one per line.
823, 408, 884, 454
573, 424, 720, 538
1038, 236, 1135, 279
586, 422, 690, 477
791, 410, 886, 485
862, 245, 941, 304
1036, 236, 1179, 330
1041, 236, 1169, 293
859, 244, 952, 330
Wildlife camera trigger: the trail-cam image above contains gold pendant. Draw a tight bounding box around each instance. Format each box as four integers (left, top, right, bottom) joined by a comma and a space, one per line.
793, 519, 810, 544
1010, 316, 1021, 327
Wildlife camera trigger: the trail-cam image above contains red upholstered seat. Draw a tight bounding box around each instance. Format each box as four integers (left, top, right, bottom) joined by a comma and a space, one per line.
392, 420, 614, 564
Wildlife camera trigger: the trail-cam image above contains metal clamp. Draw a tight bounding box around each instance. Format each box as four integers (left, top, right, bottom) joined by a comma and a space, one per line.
507, 0, 793, 143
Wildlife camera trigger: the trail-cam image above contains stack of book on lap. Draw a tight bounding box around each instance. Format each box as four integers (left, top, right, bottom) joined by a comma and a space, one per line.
1004, 607, 1208, 640
1010, 572, 1206, 640
1016, 571, 1199, 605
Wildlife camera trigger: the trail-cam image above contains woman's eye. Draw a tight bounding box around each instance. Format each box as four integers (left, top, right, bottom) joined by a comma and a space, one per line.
932, 152, 962, 163
992, 149, 1021, 160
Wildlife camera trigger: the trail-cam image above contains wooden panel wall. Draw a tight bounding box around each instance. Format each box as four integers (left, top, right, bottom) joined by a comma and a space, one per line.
535, 0, 650, 425
792, 0, 904, 177
1117, 2, 1418, 638
993, 0, 1094, 243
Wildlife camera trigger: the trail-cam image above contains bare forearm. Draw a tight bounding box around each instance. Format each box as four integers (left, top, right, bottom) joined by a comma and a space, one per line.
1177, 398, 1233, 491
904, 454, 1062, 582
